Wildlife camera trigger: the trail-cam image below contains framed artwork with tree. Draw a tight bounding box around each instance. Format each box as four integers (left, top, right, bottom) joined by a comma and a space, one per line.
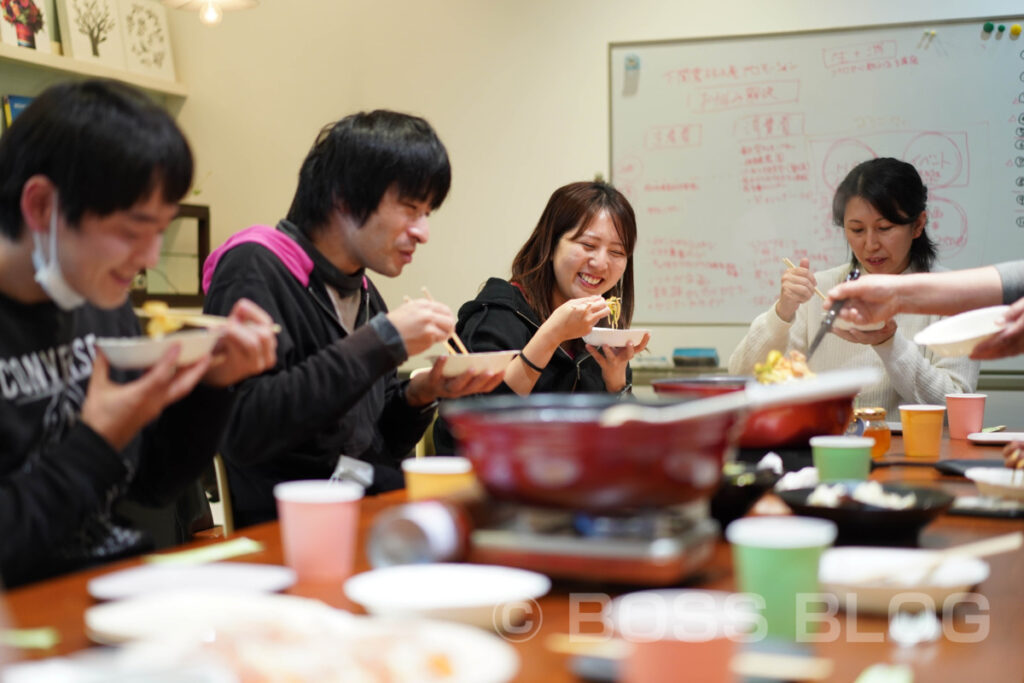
57, 0, 126, 68
0, 0, 54, 53
119, 0, 175, 82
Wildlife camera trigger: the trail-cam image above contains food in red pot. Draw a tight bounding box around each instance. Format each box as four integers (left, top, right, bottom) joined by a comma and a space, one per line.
651, 376, 854, 449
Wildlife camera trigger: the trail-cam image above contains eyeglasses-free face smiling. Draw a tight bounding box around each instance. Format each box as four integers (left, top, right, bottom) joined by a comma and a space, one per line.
842, 196, 924, 275
550, 210, 628, 309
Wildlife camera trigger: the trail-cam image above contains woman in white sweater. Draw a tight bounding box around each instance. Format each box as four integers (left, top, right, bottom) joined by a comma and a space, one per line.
728, 158, 979, 416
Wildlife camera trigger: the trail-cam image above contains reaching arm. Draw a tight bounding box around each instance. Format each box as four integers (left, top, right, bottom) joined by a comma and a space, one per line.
827, 267, 1005, 325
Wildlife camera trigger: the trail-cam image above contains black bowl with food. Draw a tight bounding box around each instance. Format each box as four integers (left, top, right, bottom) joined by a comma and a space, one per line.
709, 462, 780, 529
777, 481, 954, 544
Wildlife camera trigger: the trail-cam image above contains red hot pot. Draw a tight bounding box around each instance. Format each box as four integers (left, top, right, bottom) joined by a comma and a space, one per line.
440, 393, 747, 512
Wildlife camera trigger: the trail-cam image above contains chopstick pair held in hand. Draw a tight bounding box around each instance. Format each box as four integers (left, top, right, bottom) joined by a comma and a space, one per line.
782, 258, 827, 301
401, 289, 469, 355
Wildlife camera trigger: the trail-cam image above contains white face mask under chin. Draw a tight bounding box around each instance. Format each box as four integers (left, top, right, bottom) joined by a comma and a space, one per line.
31, 201, 86, 311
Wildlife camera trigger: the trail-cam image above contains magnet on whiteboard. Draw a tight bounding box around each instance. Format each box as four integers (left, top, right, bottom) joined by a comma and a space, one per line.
1012, 24, 1022, 37
984, 22, 995, 33
623, 54, 641, 96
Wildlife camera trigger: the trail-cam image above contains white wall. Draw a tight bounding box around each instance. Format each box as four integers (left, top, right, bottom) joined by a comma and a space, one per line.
167, 0, 1022, 365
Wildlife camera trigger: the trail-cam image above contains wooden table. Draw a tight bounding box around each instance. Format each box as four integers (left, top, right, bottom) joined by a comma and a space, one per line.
5, 436, 1024, 682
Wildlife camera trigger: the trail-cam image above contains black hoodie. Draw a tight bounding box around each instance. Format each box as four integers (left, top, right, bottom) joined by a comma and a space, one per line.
433, 277, 626, 453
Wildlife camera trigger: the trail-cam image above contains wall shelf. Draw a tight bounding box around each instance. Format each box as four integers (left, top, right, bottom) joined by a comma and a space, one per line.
0, 42, 186, 99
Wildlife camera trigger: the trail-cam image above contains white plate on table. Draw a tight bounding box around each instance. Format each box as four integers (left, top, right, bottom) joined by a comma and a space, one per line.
87, 562, 296, 601
967, 431, 1024, 446
965, 467, 1024, 502
886, 421, 903, 435
344, 563, 551, 630
820, 546, 989, 615
85, 590, 518, 683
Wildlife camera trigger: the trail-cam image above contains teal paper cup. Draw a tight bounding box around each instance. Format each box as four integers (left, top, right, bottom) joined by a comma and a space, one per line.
726, 516, 837, 641
810, 435, 874, 482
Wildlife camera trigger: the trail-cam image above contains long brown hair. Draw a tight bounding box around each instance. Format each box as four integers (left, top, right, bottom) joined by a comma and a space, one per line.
510, 181, 637, 327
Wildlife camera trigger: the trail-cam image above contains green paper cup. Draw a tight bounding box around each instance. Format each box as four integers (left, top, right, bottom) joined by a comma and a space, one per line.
810, 435, 874, 482
726, 516, 837, 641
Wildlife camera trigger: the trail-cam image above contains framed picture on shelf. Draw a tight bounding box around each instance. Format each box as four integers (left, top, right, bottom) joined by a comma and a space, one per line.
0, 0, 54, 53
130, 204, 210, 308
56, 0, 126, 69
119, 0, 175, 82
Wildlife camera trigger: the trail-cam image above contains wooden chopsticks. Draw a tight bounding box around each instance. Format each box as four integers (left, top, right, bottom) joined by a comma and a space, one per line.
782, 258, 827, 301
420, 287, 469, 355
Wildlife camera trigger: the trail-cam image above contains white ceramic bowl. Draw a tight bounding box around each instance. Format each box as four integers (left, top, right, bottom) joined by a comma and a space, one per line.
913, 305, 1008, 357
582, 327, 650, 348
820, 546, 989, 615
434, 350, 519, 378
965, 466, 1024, 502
343, 563, 551, 630
96, 329, 222, 369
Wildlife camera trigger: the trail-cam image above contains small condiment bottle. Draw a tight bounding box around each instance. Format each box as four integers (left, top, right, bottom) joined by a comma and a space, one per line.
852, 407, 890, 460
367, 500, 474, 567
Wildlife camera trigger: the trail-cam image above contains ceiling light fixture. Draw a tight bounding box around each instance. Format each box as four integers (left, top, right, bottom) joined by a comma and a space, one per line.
161, 0, 259, 26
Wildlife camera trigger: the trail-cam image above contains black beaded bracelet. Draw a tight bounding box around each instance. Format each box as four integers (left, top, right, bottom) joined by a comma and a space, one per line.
517, 351, 545, 373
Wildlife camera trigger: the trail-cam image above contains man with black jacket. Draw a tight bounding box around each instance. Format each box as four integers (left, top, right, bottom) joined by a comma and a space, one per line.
0, 80, 278, 587
202, 110, 502, 528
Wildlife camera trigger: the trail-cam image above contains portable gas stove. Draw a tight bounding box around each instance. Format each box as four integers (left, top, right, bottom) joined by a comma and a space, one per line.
466, 500, 719, 585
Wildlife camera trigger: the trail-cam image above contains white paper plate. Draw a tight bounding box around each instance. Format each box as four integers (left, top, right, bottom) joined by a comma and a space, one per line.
344, 563, 551, 630
432, 350, 519, 378
913, 305, 1008, 357
84, 591, 519, 683
967, 431, 1024, 445
85, 591, 338, 645
96, 328, 222, 369
820, 546, 989, 615
583, 327, 650, 348
87, 562, 296, 601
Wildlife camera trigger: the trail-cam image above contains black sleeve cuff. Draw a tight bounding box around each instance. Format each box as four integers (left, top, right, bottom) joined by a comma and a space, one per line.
368, 313, 408, 365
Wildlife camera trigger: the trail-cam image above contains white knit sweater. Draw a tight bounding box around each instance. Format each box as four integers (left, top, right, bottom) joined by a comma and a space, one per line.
728, 263, 979, 416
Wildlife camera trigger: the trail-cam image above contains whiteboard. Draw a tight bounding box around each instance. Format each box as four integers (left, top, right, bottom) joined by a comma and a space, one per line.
610, 17, 1024, 325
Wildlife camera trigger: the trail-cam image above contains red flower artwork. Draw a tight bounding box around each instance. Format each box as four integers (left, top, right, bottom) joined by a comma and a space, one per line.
1, 0, 44, 32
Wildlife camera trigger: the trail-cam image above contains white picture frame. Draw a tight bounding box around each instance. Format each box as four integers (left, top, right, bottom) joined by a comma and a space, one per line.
57, 0, 126, 69
118, 0, 175, 82
0, 0, 54, 53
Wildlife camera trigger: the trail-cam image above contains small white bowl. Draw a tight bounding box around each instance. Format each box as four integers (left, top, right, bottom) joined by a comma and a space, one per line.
913, 305, 1008, 357
820, 546, 989, 615
434, 350, 519, 378
582, 327, 650, 348
965, 467, 1024, 502
343, 563, 550, 630
96, 329, 222, 370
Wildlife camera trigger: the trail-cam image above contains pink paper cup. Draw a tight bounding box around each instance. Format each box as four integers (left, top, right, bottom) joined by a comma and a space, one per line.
274, 480, 363, 582
945, 393, 986, 440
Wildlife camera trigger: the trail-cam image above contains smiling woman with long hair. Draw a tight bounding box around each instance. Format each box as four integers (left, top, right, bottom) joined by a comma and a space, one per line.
728, 157, 978, 414
432, 180, 648, 453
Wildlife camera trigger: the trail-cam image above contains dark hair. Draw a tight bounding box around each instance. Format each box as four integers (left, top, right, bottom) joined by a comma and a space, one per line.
511, 181, 637, 326
0, 79, 193, 239
286, 110, 451, 234
832, 157, 936, 272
